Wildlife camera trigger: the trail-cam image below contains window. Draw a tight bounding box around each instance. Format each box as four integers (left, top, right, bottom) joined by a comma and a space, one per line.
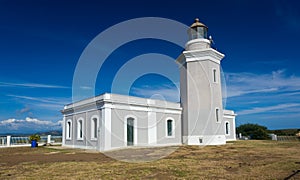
127, 117, 134, 146
66, 120, 72, 140
124, 115, 137, 146
213, 68, 217, 83
167, 120, 172, 136
166, 118, 175, 137
225, 122, 230, 135
91, 117, 98, 139
77, 119, 83, 140
215, 108, 220, 123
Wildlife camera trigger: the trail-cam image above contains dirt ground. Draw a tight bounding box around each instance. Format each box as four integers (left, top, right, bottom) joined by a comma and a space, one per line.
0, 147, 113, 166
0, 140, 299, 179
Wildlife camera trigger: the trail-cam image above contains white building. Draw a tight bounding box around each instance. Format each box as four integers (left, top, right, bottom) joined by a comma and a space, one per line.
61, 18, 236, 151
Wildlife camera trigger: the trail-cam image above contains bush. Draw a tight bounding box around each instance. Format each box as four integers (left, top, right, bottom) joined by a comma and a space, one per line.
28, 134, 41, 142
237, 123, 270, 140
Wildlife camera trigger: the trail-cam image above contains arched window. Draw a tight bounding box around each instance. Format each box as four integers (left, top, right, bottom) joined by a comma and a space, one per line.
66, 120, 72, 140
225, 122, 230, 135
127, 117, 134, 146
77, 119, 83, 140
167, 120, 172, 136
166, 118, 175, 137
124, 115, 137, 146
91, 117, 98, 139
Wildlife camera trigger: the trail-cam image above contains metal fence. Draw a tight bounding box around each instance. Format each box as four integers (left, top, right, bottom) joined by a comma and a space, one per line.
0, 135, 62, 147
0, 136, 7, 146
10, 136, 30, 145
277, 136, 300, 141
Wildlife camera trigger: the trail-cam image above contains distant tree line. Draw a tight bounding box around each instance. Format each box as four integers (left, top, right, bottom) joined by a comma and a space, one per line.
237, 123, 300, 140
268, 129, 300, 136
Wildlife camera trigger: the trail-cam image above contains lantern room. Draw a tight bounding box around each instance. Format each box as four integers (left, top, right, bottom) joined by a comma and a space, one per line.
188, 18, 208, 40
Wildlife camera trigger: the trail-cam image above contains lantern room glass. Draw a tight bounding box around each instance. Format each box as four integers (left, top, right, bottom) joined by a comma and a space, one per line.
189, 26, 208, 40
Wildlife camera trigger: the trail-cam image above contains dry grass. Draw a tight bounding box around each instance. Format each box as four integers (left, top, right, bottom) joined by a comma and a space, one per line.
0, 140, 299, 179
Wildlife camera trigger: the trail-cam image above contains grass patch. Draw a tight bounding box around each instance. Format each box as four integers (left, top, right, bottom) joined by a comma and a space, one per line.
0, 140, 299, 179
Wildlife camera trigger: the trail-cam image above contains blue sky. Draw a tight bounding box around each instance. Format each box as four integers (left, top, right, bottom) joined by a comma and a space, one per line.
0, 0, 299, 134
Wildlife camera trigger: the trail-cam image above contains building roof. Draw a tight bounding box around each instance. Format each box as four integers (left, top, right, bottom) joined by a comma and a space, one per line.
61, 93, 182, 114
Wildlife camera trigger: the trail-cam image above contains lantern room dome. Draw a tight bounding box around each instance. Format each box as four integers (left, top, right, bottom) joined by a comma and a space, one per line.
190, 18, 207, 29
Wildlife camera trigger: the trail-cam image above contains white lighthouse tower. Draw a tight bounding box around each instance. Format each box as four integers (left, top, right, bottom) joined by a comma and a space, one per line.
177, 18, 226, 145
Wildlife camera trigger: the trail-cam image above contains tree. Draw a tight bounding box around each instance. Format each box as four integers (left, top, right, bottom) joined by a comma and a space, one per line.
236, 123, 270, 140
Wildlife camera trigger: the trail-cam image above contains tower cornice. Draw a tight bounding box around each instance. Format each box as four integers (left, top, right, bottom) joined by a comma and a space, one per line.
176, 48, 225, 65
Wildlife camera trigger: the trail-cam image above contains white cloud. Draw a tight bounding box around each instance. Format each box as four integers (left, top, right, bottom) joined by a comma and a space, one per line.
224, 69, 300, 122
0, 117, 58, 125
1, 119, 17, 124
57, 120, 63, 126
24, 117, 53, 125
35, 103, 64, 110
80, 86, 93, 90
225, 69, 300, 98
7, 95, 67, 104
19, 107, 30, 113
7, 95, 70, 110
237, 103, 300, 115
0, 117, 62, 132
226, 87, 278, 98
0, 82, 69, 89
16, 106, 31, 115
282, 91, 300, 96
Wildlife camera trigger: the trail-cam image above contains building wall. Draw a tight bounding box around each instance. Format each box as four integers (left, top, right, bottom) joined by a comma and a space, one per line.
109, 108, 182, 149
185, 60, 224, 135
86, 110, 102, 148
63, 110, 102, 150
156, 112, 182, 145
110, 108, 149, 148
179, 62, 188, 138
62, 93, 182, 151
64, 115, 74, 146
178, 48, 226, 145
223, 111, 237, 141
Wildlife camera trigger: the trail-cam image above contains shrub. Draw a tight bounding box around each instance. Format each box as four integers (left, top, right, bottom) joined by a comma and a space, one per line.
237, 123, 270, 140
28, 134, 41, 142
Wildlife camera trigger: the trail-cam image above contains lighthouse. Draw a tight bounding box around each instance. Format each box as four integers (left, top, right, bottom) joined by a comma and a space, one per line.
177, 18, 226, 145
62, 18, 236, 152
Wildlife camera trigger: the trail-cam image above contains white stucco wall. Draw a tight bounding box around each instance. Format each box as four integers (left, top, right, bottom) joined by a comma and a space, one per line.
62, 93, 182, 151
223, 110, 237, 141
177, 45, 226, 145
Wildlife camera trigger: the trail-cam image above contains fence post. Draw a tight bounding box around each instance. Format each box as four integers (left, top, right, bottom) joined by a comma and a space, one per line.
47, 135, 51, 144
7, 135, 11, 147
